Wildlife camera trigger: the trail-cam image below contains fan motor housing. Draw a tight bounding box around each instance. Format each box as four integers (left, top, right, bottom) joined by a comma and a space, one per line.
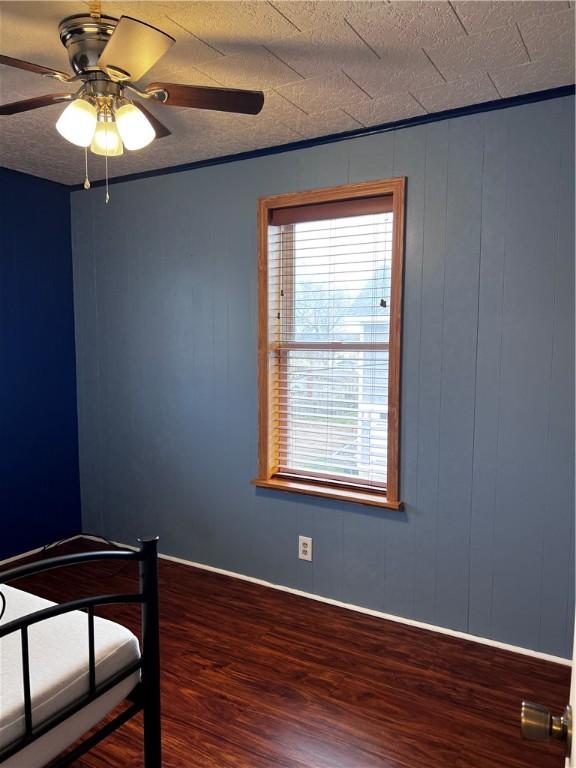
59, 14, 118, 75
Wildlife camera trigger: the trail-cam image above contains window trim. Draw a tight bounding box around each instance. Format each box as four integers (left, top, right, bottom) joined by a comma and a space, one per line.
253, 178, 406, 510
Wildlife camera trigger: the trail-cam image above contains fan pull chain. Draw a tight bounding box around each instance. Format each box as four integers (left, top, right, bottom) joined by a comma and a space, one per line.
83, 147, 91, 190
103, 120, 110, 203
105, 153, 110, 204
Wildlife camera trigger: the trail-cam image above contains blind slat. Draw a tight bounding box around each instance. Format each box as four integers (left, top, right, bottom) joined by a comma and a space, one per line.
269, 218, 392, 237
269, 256, 392, 266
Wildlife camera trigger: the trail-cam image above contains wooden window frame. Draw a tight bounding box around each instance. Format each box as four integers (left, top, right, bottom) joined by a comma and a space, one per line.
253, 178, 406, 510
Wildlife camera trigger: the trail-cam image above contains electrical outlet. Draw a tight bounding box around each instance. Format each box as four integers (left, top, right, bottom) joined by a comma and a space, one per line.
298, 535, 312, 562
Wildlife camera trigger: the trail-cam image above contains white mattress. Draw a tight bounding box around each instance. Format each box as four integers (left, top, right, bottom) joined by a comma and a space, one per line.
0, 584, 140, 767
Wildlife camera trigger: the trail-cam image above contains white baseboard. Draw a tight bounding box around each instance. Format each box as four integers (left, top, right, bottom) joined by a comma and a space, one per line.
0, 545, 45, 568
102, 538, 572, 666
3, 534, 570, 667
0, 534, 110, 570
157, 549, 570, 667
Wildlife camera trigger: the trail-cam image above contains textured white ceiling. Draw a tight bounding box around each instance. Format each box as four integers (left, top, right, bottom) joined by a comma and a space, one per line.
0, 0, 574, 185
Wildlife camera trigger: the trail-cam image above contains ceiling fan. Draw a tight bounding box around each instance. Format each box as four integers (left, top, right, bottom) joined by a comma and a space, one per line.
0, 8, 264, 162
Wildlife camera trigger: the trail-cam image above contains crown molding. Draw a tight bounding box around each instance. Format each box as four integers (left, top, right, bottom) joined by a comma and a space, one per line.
16, 83, 572, 191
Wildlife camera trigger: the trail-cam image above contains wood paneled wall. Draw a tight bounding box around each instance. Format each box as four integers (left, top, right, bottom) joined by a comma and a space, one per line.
71, 95, 574, 657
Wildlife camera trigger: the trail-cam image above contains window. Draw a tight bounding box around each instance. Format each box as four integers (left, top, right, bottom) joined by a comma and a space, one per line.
254, 179, 405, 509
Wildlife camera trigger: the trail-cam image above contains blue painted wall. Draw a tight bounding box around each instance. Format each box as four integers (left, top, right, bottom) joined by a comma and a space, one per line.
71, 95, 575, 656
0, 168, 81, 559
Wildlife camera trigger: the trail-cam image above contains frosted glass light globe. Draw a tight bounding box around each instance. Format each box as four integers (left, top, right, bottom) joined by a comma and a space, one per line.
115, 103, 156, 150
56, 99, 97, 147
90, 120, 124, 156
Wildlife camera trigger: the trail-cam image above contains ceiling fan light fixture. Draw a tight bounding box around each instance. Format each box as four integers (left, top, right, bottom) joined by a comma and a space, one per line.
1, 11, 265, 201
90, 117, 124, 156
115, 102, 155, 150
56, 98, 97, 147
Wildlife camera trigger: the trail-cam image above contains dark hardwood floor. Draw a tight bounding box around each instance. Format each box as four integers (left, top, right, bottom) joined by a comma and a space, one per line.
9, 540, 571, 767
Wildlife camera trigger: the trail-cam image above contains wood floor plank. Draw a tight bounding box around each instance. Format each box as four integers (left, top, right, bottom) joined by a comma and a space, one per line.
6, 540, 570, 767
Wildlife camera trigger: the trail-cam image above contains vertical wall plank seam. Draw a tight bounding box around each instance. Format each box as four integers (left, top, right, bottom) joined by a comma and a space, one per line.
488, 113, 511, 639
465, 115, 487, 634
411, 124, 429, 616
536, 114, 562, 651
346, 142, 351, 185
432, 120, 452, 625
566, 499, 575, 654
557, 97, 573, 657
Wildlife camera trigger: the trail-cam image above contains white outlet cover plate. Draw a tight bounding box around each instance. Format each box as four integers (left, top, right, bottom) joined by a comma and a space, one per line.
299, 535, 312, 562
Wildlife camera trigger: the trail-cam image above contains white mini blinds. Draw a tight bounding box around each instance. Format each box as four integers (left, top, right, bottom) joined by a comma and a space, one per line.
256, 180, 405, 509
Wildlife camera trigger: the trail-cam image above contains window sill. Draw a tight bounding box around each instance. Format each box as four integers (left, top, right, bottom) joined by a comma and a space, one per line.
252, 477, 404, 510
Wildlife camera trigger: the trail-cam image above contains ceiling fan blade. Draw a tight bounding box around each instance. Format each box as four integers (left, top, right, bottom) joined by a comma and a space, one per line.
97, 16, 175, 82
0, 93, 73, 116
146, 83, 265, 115
0, 54, 72, 82
134, 103, 171, 139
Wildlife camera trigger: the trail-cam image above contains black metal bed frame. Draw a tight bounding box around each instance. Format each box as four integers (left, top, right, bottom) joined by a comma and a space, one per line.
0, 537, 161, 767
